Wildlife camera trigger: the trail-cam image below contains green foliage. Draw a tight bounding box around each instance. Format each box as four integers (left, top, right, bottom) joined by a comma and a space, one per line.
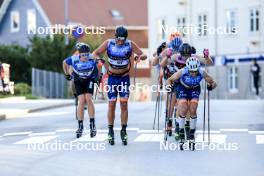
14, 83, 31, 95
0, 45, 31, 84
27, 34, 76, 73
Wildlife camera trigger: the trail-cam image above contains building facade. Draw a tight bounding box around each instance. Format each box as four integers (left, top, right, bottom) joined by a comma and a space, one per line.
148, 0, 264, 99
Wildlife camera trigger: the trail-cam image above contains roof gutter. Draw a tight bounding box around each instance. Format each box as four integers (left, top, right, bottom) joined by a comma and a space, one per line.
0, 0, 12, 24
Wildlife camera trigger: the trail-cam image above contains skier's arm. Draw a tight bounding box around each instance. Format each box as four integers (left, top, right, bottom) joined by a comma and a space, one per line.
131, 41, 147, 61
167, 69, 183, 85
203, 70, 217, 89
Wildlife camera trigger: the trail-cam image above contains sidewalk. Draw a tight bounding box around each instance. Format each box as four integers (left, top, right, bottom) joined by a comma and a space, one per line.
0, 97, 74, 120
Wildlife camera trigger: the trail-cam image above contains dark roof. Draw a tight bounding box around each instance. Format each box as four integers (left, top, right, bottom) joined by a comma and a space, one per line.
38, 0, 147, 27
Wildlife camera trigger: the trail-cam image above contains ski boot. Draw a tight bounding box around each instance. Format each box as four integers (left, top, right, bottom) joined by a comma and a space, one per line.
76, 127, 83, 138
185, 120, 190, 140
108, 129, 115, 145
179, 128, 185, 151
90, 123, 97, 138
189, 129, 196, 151
174, 122, 180, 141
120, 129, 128, 146
166, 118, 173, 136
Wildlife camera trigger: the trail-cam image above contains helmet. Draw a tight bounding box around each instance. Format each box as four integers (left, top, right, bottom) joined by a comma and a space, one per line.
179, 43, 192, 56
169, 31, 181, 41
75, 42, 85, 50
170, 36, 183, 52
78, 43, 90, 53
115, 26, 128, 39
186, 57, 200, 71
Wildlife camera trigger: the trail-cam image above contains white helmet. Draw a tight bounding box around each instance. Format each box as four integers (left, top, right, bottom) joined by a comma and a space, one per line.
186, 57, 200, 71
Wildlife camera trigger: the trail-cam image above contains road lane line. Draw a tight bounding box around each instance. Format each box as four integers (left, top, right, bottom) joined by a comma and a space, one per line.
248, 131, 264, 134
256, 135, 264, 144
14, 135, 58, 144
29, 132, 56, 136
196, 130, 221, 134
134, 134, 164, 142
196, 134, 227, 144
72, 134, 107, 142
3, 131, 32, 137
220, 129, 248, 132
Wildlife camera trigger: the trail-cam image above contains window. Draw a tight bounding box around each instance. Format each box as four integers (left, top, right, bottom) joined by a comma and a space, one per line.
228, 66, 238, 93
157, 18, 166, 41
226, 10, 237, 34
250, 8, 259, 32
198, 13, 207, 36
11, 11, 20, 32
27, 9, 36, 32
177, 17, 186, 37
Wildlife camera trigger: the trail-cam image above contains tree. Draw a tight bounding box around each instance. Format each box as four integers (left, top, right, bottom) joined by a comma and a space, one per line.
0, 45, 30, 84
27, 34, 76, 73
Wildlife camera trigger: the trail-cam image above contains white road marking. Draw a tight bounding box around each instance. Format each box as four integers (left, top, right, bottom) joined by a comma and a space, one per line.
3, 131, 32, 137
138, 130, 164, 133
72, 134, 107, 142
196, 130, 221, 134
134, 134, 164, 142
248, 131, 264, 134
256, 135, 264, 144
220, 129, 248, 132
29, 132, 56, 136
14, 135, 58, 144
196, 134, 227, 144
56, 129, 76, 133
21, 111, 71, 118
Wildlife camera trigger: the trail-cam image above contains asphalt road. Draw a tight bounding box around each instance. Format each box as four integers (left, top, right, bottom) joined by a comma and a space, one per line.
0, 100, 263, 176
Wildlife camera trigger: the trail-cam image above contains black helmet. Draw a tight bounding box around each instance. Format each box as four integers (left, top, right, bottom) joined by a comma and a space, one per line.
115, 26, 128, 39
179, 43, 192, 56
78, 43, 90, 53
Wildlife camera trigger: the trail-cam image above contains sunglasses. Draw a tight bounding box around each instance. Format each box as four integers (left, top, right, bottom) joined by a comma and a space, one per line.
80, 53, 89, 58
189, 70, 198, 74
116, 37, 126, 41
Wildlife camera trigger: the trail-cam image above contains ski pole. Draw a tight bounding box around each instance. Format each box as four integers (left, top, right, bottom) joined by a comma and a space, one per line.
208, 87, 210, 144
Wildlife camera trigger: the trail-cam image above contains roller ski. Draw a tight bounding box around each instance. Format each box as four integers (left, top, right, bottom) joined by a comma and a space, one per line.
185, 120, 190, 140
174, 121, 180, 141
179, 128, 185, 151
120, 129, 128, 146
189, 129, 196, 151
76, 127, 83, 138
90, 123, 97, 138
166, 118, 173, 136
108, 129, 115, 145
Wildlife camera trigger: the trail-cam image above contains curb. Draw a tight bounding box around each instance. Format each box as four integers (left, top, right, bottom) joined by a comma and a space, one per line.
28, 102, 73, 113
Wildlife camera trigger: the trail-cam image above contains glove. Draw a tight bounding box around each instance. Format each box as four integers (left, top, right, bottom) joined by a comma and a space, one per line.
65, 74, 72, 81
203, 49, 209, 58
166, 48, 173, 58
157, 42, 167, 56
207, 84, 213, 91
191, 46, 196, 54
207, 82, 216, 91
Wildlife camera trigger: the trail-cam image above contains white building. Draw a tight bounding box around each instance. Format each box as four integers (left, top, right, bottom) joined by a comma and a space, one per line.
148, 0, 264, 99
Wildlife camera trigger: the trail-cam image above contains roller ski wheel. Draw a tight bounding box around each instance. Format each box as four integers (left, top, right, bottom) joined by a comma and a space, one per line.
120, 130, 128, 146
174, 122, 180, 141
90, 124, 97, 138
185, 121, 190, 140
108, 130, 115, 145
166, 120, 173, 136
179, 140, 185, 151
189, 140, 195, 151
76, 128, 83, 138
